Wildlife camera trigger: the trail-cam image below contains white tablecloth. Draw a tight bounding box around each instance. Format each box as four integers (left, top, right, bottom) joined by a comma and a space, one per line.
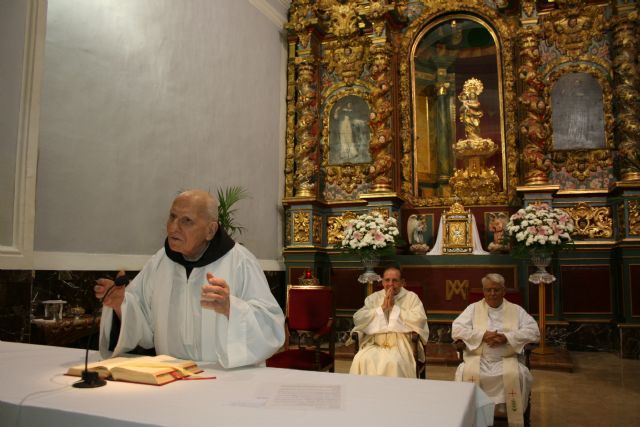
0, 342, 494, 427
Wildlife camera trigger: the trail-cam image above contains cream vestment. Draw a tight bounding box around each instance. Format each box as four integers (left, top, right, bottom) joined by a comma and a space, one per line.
452, 299, 540, 427
350, 288, 429, 378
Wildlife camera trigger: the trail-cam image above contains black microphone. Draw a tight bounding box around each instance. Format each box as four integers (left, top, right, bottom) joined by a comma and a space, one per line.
73, 273, 129, 389
114, 275, 130, 287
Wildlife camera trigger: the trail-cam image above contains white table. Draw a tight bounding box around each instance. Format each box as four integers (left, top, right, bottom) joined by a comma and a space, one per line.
0, 342, 494, 427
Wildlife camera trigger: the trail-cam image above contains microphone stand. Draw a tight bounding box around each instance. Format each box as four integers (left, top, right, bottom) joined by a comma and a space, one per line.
73, 275, 129, 389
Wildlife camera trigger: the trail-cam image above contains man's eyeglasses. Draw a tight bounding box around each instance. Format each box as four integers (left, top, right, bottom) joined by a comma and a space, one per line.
483, 288, 503, 294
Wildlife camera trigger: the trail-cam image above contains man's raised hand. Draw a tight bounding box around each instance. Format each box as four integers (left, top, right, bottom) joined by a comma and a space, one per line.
201, 272, 231, 318
94, 270, 126, 318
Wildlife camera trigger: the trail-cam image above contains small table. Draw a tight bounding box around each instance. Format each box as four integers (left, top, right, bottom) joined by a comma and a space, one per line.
30, 315, 99, 346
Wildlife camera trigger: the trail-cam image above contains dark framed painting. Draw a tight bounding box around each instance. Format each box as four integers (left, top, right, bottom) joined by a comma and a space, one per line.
550, 72, 606, 150
328, 95, 371, 165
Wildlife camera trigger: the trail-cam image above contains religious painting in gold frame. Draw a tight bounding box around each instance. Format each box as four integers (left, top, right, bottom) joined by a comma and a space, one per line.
442, 202, 473, 254
321, 89, 374, 200
545, 65, 615, 186
327, 94, 372, 166
410, 15, 507, 202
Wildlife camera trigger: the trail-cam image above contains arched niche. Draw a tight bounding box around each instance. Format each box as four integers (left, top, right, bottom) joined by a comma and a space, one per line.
398, 6, 518, 207
410, 15, 506, 203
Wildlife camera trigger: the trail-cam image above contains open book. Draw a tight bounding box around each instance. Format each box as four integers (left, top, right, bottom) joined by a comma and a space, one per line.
66, 355, 204, 386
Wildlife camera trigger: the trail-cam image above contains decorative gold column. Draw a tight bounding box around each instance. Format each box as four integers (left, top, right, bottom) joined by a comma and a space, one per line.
367, 44, 394, 193
517, 27, 551, 186
287, 1, 321, 199
284, 41, 297, 198
612, 13, 640, 181
293, 57, 319, 198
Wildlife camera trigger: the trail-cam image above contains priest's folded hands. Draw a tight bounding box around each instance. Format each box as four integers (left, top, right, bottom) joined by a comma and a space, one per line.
201, 272, 231, 317
482, 330, 507, 347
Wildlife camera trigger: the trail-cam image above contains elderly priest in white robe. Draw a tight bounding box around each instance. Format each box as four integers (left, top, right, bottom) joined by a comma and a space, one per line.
350, 266, 429, 378
94, 189, 285, 368
452, 273, 540, 427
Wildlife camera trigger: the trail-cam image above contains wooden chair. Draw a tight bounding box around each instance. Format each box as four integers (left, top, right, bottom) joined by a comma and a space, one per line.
266, 285, 334, 372
352, 331, 426, 379
453, 340, 537, 427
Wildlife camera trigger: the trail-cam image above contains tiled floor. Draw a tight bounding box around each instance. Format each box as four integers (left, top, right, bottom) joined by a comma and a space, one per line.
335, 351, 640, 427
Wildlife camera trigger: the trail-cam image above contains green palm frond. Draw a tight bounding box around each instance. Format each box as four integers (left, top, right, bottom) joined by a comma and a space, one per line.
216, 186, 250, 238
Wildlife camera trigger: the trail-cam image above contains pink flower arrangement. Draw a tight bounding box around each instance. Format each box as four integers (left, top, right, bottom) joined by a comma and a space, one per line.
505, 203, 574, 257
338, 211, 400, 259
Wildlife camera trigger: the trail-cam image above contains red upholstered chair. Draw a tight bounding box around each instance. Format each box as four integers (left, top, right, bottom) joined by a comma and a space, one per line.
266, 285, 334, 372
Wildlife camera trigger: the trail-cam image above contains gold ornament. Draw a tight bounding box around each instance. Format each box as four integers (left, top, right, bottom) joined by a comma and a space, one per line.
565, 202, 613, 239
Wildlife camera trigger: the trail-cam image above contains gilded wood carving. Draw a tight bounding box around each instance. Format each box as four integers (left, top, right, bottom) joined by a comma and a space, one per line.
294, 59, 320, 198
327, 211, 357, 246
293, 211, 311, 243
541, 0, 607, 59
565, 202, 613, 239
518, 27, 552, 186
612, 14, 640, 181
313, 214, 322, 245
629, 200, 640, 236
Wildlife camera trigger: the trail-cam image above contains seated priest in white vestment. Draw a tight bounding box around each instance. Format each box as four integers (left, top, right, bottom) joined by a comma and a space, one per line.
452, 273, 540, 427
94, 189, 285, 368
349, 266, 429, 378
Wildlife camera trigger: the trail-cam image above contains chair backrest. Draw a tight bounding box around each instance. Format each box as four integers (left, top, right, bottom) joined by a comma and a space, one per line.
286, 285, 333, 331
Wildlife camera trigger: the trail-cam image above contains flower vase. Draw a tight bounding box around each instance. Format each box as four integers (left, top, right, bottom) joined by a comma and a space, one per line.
358, 257, 381, 295
528, 253, 556, 285
528, 252, 556, 355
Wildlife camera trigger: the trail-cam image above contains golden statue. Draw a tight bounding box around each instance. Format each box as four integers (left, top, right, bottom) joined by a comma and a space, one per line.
449, 78, 500, 201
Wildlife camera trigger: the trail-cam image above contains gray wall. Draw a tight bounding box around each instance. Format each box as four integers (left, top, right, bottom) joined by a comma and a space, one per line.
34, 0, 286, 263
0, 0, 27, 246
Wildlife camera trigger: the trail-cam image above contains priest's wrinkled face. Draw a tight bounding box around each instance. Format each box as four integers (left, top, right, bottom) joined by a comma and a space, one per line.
166, 190, 218, 259
382, 267, 404, 295
482, 278, 505, 308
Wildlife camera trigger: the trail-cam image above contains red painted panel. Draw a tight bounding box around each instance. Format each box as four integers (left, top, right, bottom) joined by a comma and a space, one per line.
561, 265, 611, 314
331, 268, 368, 310
402, 265, 518, 313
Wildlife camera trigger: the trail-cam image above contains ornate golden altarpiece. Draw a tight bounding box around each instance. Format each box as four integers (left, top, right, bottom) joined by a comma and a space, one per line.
282, 0, 640, 358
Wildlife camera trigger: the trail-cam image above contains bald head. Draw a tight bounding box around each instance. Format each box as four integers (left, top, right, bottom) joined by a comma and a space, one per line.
176, 189, 219, 221
166, 189, 219, 259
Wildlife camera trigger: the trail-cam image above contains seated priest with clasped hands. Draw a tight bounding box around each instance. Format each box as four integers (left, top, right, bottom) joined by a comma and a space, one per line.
349, 266, 429, 378
452, 273, 540, 426
93, 189, 285, 368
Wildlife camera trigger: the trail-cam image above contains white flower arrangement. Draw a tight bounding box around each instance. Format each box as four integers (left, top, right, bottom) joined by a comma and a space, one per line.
505, 203, 574, 257
338, 211, 401, 259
